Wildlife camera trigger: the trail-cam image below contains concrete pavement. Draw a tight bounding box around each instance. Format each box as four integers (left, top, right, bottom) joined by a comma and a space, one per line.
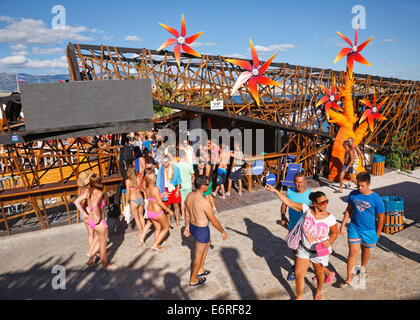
1, 168, 419, 300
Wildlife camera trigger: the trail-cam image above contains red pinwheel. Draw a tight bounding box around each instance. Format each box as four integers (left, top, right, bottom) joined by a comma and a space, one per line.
157, 14, 203, 67
359, 89, 387, 131
334, 21, 374, 75
226, 39, 281, 107
316, 78, 343, 120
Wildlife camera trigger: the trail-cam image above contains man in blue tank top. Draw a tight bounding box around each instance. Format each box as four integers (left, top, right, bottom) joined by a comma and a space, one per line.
281, 173, 311, 281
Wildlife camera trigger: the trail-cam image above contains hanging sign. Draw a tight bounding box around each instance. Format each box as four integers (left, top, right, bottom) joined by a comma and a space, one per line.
210, 99, 223, 110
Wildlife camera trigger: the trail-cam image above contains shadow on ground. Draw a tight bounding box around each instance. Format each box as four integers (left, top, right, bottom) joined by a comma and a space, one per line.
227, 218, 317, 299
0, 250, 192, 300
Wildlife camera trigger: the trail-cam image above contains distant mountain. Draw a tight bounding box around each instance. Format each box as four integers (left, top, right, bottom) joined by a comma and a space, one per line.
0, 72, 71, 93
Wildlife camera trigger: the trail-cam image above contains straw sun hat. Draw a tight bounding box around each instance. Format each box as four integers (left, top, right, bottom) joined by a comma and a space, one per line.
77, 170, 94, 187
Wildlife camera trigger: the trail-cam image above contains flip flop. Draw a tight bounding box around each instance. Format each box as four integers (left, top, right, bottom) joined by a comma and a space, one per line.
189, 277, 206, 286
339, 282, 352, 288
138, 241, 146, 247
152, 247, 164, 253
198, 270, 211, 277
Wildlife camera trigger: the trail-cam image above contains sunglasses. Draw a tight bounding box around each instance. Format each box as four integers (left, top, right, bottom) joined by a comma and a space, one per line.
316, 200, 329, 205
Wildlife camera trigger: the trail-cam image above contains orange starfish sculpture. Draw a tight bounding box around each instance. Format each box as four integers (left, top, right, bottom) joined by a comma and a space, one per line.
359, 89, 388, 131
334, 22, 374, 75
316, 78, 343, 120
157, 14, 203, 67
226, 38, 281, 106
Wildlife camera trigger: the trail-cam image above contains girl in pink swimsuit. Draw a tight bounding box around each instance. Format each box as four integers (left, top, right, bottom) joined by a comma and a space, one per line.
75, 174, 115, 270
143, 171, 174, 252
126, 166, 145, 240
75, 170, 98, 261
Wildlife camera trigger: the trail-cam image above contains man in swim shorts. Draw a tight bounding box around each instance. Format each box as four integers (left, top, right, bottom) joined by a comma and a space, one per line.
184, 175, 228, 286
339, 140, 356, 192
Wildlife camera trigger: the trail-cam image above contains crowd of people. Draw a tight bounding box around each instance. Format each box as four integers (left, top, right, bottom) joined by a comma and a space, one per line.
74, 130, 386, 299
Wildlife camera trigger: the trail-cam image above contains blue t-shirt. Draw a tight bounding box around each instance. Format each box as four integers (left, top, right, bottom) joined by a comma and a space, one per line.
348, 190, 385, 231
143, 140, 152, 152
287, 188, 312, 230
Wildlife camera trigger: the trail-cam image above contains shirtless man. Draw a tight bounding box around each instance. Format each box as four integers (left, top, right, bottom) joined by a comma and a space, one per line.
184, 175, 228, 286
213, 143, 231, 199
340, 138, 365, 192
339, 140, 356, 192
348, 137, 365, 174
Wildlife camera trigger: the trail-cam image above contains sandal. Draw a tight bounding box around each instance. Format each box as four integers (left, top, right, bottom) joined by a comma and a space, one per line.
189, 277, 206, 286
198, 270, 211, 277
325, 272, 336, 284
339, 282, 352, 288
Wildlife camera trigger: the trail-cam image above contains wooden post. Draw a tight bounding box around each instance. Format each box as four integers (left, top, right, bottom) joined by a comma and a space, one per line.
247, 162, 253, 192
1, 201, 11, 236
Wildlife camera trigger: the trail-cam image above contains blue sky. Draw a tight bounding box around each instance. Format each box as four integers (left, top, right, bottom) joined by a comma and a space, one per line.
0, 0, 419, 80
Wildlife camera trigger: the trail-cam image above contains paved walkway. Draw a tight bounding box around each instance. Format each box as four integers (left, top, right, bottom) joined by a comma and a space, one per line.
1, 169, 419, 300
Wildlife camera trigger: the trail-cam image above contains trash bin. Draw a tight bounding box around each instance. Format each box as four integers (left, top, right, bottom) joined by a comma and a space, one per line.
372, 155, 385, 176
381, 196, 404, 234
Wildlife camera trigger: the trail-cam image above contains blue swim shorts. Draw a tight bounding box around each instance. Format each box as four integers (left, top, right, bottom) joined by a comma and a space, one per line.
190, 223, 210, 244
341, 165, 354, 174
347, 223, 378, 248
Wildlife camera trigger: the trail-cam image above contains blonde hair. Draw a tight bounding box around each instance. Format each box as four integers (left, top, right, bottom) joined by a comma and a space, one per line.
88, 174, 104, 193
145, 171, 156, 188
127, 166, 138, 187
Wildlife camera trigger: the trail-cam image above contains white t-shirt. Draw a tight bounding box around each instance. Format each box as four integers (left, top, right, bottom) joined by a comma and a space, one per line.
301, 204, 337, 253
184, 146, 194, 164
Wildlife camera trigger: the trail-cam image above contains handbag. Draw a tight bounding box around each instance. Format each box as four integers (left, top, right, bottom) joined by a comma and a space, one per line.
315, 242, 330, 257
122, 203, 132, 223
285, 213, 305, 250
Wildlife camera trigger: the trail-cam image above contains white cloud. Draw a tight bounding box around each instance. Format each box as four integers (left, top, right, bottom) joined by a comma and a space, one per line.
33, 47, 64, 55
25, 56, 68, 69
9, 43, 27, 51
11, 50, 30, 56
0, 54, 68, 70
0, 16, 14, 23
324, 37, 345, 47
252, 44, 296, 52
0, 55, 27, 65
125, 35, 142, 42
380, 38, 396, 43
189, 42, 216, 48
227, 53, 247, 59
0, 16, 93, 44
385, 61, 393, 65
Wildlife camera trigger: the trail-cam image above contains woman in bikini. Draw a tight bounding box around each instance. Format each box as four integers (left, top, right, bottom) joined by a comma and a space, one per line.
75, 174, 116, 270
76, 170, 98, 261
126, 165, 145, 241
143, 170, 174, 252
143, 149, 156, 170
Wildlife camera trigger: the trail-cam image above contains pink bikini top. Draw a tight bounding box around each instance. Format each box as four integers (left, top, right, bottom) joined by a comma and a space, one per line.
88, 200, 106, 212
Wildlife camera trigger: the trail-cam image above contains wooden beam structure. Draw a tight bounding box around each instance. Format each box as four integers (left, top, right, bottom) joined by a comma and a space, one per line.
66, 42, 419, 166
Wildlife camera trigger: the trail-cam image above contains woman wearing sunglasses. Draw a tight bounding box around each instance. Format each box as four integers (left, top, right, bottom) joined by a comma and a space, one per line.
266, 186, 338, 300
